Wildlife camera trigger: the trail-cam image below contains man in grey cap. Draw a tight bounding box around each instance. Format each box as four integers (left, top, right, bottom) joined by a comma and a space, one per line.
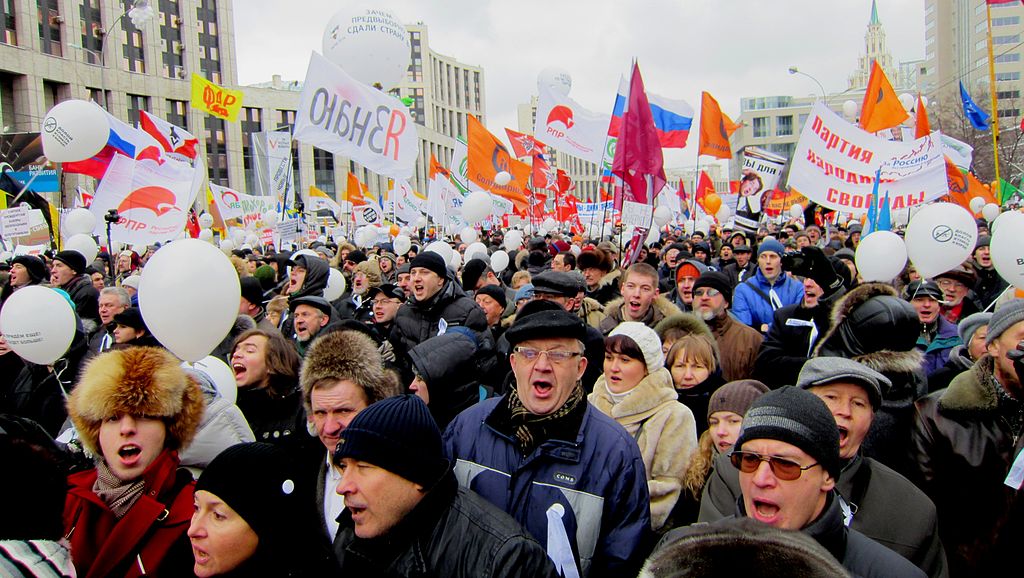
911, 298, 1024, 576
700, 357, 946, 577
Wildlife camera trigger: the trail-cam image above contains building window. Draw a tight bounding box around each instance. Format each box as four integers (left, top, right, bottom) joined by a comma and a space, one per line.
241, 107, 262, 193
996, 53, 1021, 63
160, 0, 185, 78
776, 115, 793, 136
998, 90, 1021, 100
998, 109, 1020, 118
994, 34, 1020, 45
127, 94, 148, 125
166, 99, 188, 129
122, 22, 146, 73
79, 0, 102, 64
1, 0, 15, 45
313, 148, 335, 196
37, 0, 62, 56
88, 87, 109, 110
753, 117, 769, 138
197, 0, 222, 84
997, 71, 1022, 81
993, 16, 1021, 26
205, 116, 228, 185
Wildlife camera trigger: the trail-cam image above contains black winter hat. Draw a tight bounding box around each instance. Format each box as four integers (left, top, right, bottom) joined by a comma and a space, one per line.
462, 258, 489, 291
475, 284, 507, 309
506, 307, 586, 347
53, 250, 86, 275
239, 277, 266, 308
112, 307, 147, 332
692, 271, 734, 303
345, 250, 368, 264
196, 443, 307, 547
410, 251, 448, 280
818, 292, 919, 358
11, 255, 47, 283
333, 394, 450, 488
734, 386, 842, 480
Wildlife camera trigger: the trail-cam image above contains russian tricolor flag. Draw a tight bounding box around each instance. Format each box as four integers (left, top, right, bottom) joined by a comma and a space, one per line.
62, 103, 160, 180
608, 76, 694, 149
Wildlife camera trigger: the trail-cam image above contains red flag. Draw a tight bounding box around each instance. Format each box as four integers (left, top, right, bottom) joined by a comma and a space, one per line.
556, 169, 573, 195
695, 171, 715, 212
505, 128, 547, 158
611, 62, 666, 210
532, 155, 558, 191
915, 95, 931, 139
186, 208, 201, 238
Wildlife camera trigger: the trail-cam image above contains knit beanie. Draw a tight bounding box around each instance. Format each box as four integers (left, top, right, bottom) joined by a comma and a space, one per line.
692, 271, 734, 303
410, 251, 448, 280
610, 321, 665, 371
196, 443, 306, 548
958, 312, 993, 345
734, 386, 842, 480
475, 284, 507, 309
756, 239, 785, 258
707, 379, 769, 421
11, 255, 47, 283
986, 299, 1024, 346
53, 250, 86, 275
346, 250, 368, 264
333, 394, 450, 489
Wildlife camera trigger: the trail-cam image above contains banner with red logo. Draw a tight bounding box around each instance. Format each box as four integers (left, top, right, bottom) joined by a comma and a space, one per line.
534, 84, 611, 164
89, 154, 193, 245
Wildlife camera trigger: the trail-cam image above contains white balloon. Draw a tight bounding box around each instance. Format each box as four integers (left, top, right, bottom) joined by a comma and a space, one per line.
543, 217, 557, 231
465, 242, 488, 262
504, 236, 521, 251
425, 241, 453, 266
645, 227, 660, 245
198, 213, 215, 229
789, 204, 804, 218
416, 216, 428, 229
219, 239, 235, 253
324, 268, 347, 301
460, 227, 479, 244
138, 239, 241, 362
63, 208, 97, 237
905, 202, 978, 278
322, 7, 410, 91
716, 205, 732, 222
899, 93, 915, 112
842, 100, 858, 119
494, 171, 512, 186
653, 205, 672, 227
198, 229, 214, 242
187, 356, 237, 404
462, 191, 492, 224
538, 67, 572, 96
969, 196, 986, 214
393, 234, 412, 256
0, 286, 76, 364
355, 226, 378, 248
490, 250, 510, 273
570, 245, 581, 257
982, 203, 1001, 222
262, 210, 279, 227
990, 210, 1024, 289
855, 231, 907, 282
449, 251, 462, 269
244, 233, 259, 246
64, 234, 98, 263
229, 228, 245, 244
40, 100, 108, 162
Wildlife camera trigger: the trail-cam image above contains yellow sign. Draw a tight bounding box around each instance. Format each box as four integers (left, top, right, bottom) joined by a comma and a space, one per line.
190, 74, 243, 122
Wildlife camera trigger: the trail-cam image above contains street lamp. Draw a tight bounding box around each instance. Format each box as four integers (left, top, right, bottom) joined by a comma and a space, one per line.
98, 0, 156, 67
788, 66, 826, 102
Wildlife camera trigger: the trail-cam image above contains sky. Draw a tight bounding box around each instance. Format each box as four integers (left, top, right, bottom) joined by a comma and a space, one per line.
233, 0, 925, 168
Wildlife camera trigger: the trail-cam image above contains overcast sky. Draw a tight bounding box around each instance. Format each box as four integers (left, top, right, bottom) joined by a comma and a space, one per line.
233, 0, 924, 168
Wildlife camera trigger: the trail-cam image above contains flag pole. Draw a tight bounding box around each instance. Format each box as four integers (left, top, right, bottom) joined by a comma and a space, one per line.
987, 3, 1003, 198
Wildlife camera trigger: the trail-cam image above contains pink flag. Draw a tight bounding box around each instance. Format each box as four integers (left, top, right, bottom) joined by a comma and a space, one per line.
611, 62, 666, 210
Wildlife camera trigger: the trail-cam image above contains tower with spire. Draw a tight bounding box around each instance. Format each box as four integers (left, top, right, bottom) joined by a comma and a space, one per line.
848, 0, 899, 90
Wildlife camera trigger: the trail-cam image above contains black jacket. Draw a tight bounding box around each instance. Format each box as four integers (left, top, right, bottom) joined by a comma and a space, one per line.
970, 260, 1008, 310
62, 274, 100, 327
334, 474, 559, 577
409, 331, 481, 429
235, 383, 309, 446
721, 261, 757, 288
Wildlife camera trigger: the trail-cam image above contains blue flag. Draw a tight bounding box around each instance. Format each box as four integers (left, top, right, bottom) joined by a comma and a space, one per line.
863, 168, 881, 237
877, 192, 892, 232
960, 81, 990, 131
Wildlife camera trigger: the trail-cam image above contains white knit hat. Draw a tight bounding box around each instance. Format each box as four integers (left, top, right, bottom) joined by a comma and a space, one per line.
610, 322, 665, 371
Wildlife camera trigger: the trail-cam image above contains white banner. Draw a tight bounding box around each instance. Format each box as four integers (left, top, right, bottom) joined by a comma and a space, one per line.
577, 200, 614, 221
229, 192, 278, 229
788, 102, 948, 214
427, 173, 460, 221
209, 183, 244, 220
89, 154, 192, 245
535, 84, 612, 164
390, 180, 425, 224
294, 52, 419, 180
266, 131, 294, 206
742, 147, 787, 193
353, 203, 384, 227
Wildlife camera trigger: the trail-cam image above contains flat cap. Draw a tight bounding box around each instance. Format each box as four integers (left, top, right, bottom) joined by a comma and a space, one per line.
797, 357, 891, 409
532, 270, 584, 297
289, 295, 333, 317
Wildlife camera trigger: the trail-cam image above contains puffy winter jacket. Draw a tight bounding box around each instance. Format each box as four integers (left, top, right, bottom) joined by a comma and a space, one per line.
915, 316, 962, 378
731, 268, 804, 331
444, 396, 651, 578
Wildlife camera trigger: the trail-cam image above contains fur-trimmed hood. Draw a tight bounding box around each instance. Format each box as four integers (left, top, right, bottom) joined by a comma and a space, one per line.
654, 312, 721, 364
940, 354, 1000, 414
813, 282, 921, 361
299, 329, 396, 413
596, 268, 622, 290
68, 347, 204, 456
601, 295, 680, 330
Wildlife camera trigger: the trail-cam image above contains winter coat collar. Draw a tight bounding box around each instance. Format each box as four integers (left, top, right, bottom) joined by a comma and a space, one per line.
940, 355, 1000, 414
602, 295, 680, 329
589, 368, 677, 426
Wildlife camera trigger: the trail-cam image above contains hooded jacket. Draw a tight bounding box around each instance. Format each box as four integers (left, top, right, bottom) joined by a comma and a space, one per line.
598, 295, 681, 335
280, 255, 331, 337
910, 354, 1020, 577
915, 316, 962, 378
731, 267, 805, 331
589, 367, 698, 531
813, 283, 926, 477
409, 330, 482, 429
586, 269, 622, 306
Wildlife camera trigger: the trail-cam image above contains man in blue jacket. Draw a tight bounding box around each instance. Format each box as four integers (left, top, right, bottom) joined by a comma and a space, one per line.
444, 309, 651, 578
732, 239, 804, 333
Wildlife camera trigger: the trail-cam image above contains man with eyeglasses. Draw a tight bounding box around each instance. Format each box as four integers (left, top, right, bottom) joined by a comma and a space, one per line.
933, 265, 981, 324
366, 283, 405, 341
444, 309, 651, 578
691, 271, 762, 381
657, 386, 925, 577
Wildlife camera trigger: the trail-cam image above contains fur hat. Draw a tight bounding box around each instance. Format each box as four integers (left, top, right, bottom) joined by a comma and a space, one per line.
353, 259, 382, 287
299, 329, 397, 413
67, 347, 204, 456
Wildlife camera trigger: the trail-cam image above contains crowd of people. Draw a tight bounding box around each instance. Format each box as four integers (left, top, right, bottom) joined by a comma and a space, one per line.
0, 217, 1022, 577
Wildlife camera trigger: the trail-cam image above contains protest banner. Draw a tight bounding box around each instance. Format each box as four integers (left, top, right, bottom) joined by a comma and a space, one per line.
89, 154, 192, 245
190, 74, 243, 122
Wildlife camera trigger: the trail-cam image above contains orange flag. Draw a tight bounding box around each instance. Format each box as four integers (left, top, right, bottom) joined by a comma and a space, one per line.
699, 91, 740, 159
345, 173, 368, 206
466, 115, 530, 210
914, 95, 931, 139
859, 61, 908, 133
945, 157, 998, 211
429, 154, 450, 179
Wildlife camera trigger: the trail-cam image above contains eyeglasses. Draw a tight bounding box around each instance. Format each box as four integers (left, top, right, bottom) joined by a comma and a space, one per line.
936, 279, 965, 290
371, 298, 401, 306
513, 346, 581, 363
729, 451, 820, 481
692, 288, 721, 298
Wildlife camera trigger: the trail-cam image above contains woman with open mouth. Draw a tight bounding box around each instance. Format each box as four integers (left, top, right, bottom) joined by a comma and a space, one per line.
63, 347, 205, 578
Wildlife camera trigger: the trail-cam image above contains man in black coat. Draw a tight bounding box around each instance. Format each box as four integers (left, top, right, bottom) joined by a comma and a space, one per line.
332, 395, 559, 577
50, 250, 100, 330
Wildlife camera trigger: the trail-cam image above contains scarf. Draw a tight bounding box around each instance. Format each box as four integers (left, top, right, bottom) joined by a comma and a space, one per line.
93, 460, 146, 519
506, 383, 585, 456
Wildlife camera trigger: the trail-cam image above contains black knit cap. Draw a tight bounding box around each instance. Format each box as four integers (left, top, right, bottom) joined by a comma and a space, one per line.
239, 276, 265, 308
734, 386, 842, 480
475, 284, 507, 309
196, 442, 306, 548
410, 251, 448, 279
112, 307, 147, 331
505, 308, 586, 347
11, 255, 47, 283
333, 394, 450, 488
692, 271, 734, 304
345, 250, 368, 264
53, 250, 86, 275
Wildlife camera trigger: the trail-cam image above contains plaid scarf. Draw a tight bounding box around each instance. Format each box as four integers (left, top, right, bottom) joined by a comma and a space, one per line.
506, 383, 586, 456
93, 460, 146, 519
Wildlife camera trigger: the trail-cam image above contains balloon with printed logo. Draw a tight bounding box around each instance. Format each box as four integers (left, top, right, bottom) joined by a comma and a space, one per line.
198, 213, 215, 229
990, 210, 1024, 289
138, 239, 240, 362
0, 286, 76, 365
855, 231, 907, 282
322, 7, 410, 91
63, 208, 97, 237
538, 67, 572, 96
324, 268, 347, 301
490, 250, 510, 273
393, 234, 412, 256
64, 234, 98, 263
703, 193, 722, 216
904, 202, 977, 278
40, 100, 108, 162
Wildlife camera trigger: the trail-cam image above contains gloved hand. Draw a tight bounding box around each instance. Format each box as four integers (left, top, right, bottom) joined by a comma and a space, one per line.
800, 246, 844, 296
1007, 340, 1024, 386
